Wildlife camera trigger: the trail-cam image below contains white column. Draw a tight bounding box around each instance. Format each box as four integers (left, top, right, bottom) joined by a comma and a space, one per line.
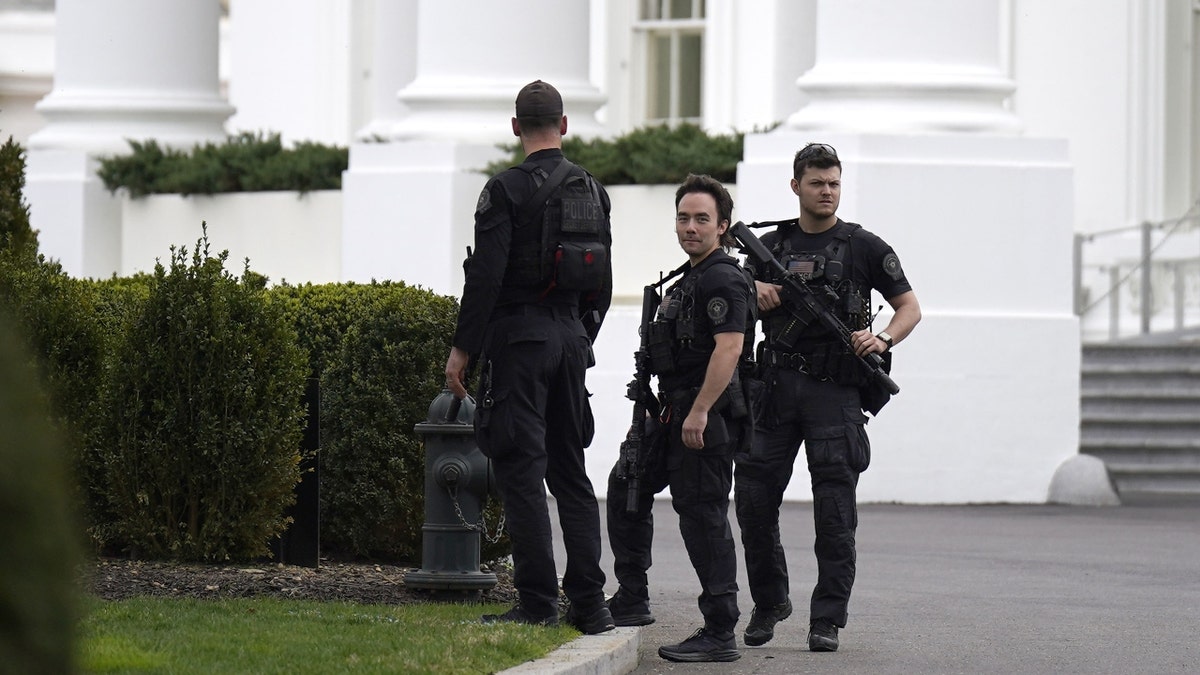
737, 0, 1080, 505
787, 0, 1020, 134
390, 0, 604, 142
353, 0, 418, 141
342, 0, 607, 293
24, 0, 232, 279
226, 0, 356, 145
28, 0, 232, 154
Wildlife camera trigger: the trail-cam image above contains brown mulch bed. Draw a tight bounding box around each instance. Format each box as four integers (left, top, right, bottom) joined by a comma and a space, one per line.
83, 558, 519, 607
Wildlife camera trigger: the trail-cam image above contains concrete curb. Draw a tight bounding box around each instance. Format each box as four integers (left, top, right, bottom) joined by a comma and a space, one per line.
497, 627, 640, 675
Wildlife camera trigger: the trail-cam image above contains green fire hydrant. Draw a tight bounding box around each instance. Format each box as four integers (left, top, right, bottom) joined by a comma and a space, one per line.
404, 390, 498, 595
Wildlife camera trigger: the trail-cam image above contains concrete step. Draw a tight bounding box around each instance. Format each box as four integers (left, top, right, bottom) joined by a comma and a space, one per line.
1081, 401, 1200, 422
1080, 341, 1200, 497
1083, 444, 1200, 466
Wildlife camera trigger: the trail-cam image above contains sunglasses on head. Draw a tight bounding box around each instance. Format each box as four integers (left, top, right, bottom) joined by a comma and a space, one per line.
797, 143, 838, 160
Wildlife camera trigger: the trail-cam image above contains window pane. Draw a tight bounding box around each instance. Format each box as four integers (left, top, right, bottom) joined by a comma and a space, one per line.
640, 0, 662, 20
678, 33, 702, 118
669, 0, 694, 19
648, 34, 672, 120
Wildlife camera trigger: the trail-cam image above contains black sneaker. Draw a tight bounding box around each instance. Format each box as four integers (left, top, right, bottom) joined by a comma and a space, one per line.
808, 618, 839, 652
606, 590, 655, 627
564, 603, 616, 634
481, 605, 558, 628
658, 627, 741, 663
744, 598, 792, 646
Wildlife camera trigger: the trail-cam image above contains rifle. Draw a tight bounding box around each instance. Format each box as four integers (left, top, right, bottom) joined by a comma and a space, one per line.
730, 221, 900, 397
616, 270, 681, 514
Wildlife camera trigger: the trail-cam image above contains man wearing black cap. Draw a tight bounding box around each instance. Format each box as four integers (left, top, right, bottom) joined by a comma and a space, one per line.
445, 80, 615, 634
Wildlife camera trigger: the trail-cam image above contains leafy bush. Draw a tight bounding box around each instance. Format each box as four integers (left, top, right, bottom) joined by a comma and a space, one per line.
97, 232, 308, 561
0, 250, 113, 536
96, 132, 348, 198
484, 123, 746, 185
0, 136, 38, 254
273, 281, 508, 563
0, 317, 81, 675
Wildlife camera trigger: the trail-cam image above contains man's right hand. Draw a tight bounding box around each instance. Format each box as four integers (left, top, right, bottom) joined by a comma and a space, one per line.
756, 280, 783, 312
444, 346, 470, 399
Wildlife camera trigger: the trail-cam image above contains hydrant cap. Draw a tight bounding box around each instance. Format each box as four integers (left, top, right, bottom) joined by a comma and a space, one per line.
426, 388, 475, 425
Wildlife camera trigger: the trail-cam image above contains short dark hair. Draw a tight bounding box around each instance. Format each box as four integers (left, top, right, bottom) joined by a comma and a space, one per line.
675, 174, 736, 248
793, 142, 841, 180
514, 114, 562, 133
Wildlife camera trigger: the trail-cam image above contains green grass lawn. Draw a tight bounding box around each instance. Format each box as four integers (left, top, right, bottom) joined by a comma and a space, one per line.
79, 597, 579, 674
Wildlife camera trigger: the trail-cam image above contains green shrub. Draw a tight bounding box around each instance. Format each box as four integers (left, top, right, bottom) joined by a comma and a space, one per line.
97, 232, 308, 561
0, 250, 112, 537
96, 132, 348, 198
273, 281, 507, 563
0, 135, 38, 254
0, 317, 82, 675
286, 283, 454, 560
484, 123, 746, 185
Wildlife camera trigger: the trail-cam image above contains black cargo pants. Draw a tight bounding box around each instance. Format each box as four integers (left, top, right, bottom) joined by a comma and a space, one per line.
734, 368, 870, 627
607, 400, 741, 637
474, 306, 606, 618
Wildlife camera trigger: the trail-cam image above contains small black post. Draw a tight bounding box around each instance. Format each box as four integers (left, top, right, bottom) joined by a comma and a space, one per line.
271, 377, 321, 568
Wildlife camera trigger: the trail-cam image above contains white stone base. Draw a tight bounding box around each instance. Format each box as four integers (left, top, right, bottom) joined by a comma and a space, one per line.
119, 191, 342, 284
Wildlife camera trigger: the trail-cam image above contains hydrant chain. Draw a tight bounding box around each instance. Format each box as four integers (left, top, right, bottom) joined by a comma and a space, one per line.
447, 483, 506, 544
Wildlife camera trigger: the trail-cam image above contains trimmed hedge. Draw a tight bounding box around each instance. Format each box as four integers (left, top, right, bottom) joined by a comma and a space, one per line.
4, 132, 508, 565
0, 248, 112, 535
274, 282, 508, 563
94, 124, 750, 198
0, 136, 38, 253
97, 234, 308, 561
484, 122, 746, 185
96, 131, 349, 198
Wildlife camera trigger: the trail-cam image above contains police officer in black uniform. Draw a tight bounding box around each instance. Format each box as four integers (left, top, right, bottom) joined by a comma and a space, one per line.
444, 80, 615, 634
605, 174, 753, 663
735, 143, 921, 652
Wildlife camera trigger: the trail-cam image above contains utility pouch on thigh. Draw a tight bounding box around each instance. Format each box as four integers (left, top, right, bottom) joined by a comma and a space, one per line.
702, 412, 730, 450
745, 376, 769, 427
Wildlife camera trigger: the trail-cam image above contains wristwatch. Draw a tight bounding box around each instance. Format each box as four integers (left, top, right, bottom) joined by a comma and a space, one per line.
876, 331, 893, 351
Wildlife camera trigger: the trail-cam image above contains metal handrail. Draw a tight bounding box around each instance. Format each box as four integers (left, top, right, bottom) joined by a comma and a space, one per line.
1074, 199, 1200, 339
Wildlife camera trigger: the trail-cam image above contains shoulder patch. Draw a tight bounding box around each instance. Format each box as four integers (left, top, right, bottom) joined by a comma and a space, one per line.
475, 185, 492, 215
882, 252, 903, 281
707, 296, 729, 323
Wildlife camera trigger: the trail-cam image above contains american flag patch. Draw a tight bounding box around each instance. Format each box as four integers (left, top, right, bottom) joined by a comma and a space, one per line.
788, 259, 815, 276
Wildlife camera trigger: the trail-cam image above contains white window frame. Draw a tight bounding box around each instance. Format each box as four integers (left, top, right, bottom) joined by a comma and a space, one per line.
633, 0, 706, 126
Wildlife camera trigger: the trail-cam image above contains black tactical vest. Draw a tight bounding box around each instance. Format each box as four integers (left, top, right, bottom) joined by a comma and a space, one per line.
503, 160, 609, 294
764, 220, 871, 345
645, 254, 750, 376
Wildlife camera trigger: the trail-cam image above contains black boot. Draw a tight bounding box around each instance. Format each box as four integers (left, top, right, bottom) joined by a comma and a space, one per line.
744, 598, 792, 646
658, 628, 741, 663
807, 618, 839, 652
605, 589, 655, 627
564, 603, 615, 634
480, 604, 558, 627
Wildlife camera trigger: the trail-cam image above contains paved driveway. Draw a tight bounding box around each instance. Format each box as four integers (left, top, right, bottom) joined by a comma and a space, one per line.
551, 495, 1200, 674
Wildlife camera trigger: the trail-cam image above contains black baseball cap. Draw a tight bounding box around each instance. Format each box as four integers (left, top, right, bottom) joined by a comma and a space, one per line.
515, 80, 563, 117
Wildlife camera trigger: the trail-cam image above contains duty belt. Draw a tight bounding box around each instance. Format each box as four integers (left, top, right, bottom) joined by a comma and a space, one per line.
492, 304, 579, 320
762, 347, 810, 372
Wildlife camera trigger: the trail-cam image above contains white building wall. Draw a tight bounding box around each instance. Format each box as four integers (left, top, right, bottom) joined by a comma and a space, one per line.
2, 0, 1198, 503
226, 0, 364, 146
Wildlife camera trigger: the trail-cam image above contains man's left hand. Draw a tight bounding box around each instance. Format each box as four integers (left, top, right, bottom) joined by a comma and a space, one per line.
850, 329, 886, 358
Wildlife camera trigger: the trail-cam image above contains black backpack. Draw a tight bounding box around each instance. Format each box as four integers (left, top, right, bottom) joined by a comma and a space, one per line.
506, 159, 609, 294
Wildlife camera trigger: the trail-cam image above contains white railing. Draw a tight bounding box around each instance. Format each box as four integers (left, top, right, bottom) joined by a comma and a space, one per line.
1075, 202, 1200, 342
